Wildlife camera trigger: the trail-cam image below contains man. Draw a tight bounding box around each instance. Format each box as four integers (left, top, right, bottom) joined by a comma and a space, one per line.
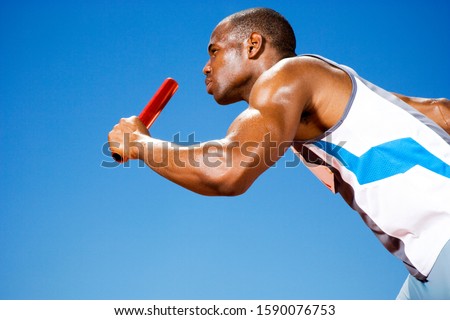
108, 8, 450, 299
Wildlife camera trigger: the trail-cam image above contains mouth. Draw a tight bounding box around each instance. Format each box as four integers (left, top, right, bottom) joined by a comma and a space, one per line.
205, 78, 213, 94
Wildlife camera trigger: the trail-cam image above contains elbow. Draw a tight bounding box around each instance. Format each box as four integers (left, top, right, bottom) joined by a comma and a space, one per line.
204, 171, 253, 197
216, 183, 249, 197
433, 97, 449, 110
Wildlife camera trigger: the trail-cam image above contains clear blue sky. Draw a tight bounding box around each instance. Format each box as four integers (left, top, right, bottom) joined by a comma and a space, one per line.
1, 0, 449, 299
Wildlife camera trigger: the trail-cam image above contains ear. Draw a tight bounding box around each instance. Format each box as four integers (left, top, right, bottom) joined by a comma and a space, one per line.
246, 32, 263, 59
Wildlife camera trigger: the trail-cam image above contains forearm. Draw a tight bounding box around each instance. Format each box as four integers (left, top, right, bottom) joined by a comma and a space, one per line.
137, 136, 251, 196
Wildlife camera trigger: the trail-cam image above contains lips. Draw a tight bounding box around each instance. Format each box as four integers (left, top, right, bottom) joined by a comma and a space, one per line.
205, 78, 213, 94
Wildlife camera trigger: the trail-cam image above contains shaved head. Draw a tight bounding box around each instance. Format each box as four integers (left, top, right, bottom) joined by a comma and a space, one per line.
222, 8, 296, 57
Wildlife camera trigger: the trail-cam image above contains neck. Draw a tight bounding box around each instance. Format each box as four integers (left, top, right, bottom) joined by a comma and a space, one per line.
241, 53, 288, 103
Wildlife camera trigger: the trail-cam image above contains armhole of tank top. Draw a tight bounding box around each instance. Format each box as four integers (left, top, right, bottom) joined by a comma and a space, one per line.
294, 54, 358, 143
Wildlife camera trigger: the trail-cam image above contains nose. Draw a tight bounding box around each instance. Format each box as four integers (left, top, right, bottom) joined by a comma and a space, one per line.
203, 60, 211, 75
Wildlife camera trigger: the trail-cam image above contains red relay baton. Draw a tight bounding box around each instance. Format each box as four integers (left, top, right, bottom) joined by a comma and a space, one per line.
112, 78, 179, 163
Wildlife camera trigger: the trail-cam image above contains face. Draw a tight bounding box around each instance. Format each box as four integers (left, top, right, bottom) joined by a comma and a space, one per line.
203, 22, 250, 105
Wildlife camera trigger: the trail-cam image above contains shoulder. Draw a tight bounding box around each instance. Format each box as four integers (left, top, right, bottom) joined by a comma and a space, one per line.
258, 56, 319, 82
264, 55, 335, 77
249, 56, 326, 110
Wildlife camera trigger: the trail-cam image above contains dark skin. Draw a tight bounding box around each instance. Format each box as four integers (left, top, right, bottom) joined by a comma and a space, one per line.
108, 20, 450, 196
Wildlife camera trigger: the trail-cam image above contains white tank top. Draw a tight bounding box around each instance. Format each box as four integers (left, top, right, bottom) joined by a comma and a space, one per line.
292, 54, 450, 281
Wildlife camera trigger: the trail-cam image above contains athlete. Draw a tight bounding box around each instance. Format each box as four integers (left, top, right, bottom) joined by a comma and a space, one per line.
108, 8, 450, 299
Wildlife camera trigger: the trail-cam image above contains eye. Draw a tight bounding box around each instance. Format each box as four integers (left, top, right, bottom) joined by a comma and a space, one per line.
209, 48, 219, 57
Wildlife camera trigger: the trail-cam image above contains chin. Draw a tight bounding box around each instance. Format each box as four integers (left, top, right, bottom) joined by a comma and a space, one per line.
215, 99, 232, 106
214, 92, 241, 105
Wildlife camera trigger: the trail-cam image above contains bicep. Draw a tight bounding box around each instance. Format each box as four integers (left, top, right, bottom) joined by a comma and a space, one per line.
223, 108, 287, 173
224, 86, 306, 174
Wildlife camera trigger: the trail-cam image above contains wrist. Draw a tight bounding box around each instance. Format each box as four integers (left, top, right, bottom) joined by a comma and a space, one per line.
127, 134, 151, 161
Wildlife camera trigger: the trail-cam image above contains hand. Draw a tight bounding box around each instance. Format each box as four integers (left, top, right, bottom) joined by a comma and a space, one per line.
108, 116, 150, 161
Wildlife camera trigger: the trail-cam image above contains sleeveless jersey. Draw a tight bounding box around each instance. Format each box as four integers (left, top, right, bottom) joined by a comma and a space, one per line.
291, 54, 450, 281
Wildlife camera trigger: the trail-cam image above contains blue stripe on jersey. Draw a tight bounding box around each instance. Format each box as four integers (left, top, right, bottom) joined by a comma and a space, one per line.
312, 138, 450, 185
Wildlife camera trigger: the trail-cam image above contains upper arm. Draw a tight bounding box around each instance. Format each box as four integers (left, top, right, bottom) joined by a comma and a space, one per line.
393, 93, 450, 134
218, 60, 311, 192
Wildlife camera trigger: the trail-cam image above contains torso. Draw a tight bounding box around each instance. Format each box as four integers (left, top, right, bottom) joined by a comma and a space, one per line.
289, 55, 450, 280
